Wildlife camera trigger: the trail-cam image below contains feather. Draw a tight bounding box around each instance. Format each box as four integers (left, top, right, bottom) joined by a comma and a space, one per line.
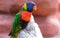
19, 15, 43, 38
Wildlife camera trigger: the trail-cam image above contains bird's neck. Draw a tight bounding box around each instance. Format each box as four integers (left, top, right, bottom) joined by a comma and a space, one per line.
30, 15, 35, 22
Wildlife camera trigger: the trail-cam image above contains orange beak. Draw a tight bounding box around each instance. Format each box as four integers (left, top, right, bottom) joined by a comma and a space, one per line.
21, 11, 32, 22
33, 5, 37, 11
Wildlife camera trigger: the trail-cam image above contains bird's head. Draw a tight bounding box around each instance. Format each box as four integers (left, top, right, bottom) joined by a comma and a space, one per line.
23, 1, 37, 12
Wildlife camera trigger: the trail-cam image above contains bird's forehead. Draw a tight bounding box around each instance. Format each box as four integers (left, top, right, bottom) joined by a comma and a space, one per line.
26, 1, 35, 6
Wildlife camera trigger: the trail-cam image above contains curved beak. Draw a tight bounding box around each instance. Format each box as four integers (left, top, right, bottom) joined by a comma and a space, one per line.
33, 5, 37, 11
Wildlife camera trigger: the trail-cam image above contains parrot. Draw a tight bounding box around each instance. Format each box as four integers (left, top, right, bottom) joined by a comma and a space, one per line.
9, 1, 43, 38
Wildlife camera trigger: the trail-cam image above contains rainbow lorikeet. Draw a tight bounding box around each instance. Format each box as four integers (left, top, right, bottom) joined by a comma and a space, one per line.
9, 1, 43, 38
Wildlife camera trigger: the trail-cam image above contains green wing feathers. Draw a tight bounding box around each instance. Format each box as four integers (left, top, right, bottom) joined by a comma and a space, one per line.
9, 13, 21, 38
9, 7, 25, 38
12, 13, 20, 35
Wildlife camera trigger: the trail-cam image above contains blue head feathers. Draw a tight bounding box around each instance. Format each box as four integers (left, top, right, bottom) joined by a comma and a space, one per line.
26, 1, 35, 12
23, 1, 35, 12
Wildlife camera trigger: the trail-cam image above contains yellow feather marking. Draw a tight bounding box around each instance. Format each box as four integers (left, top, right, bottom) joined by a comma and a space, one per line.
13, 31, 18, 38
23, 3, 27, 10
